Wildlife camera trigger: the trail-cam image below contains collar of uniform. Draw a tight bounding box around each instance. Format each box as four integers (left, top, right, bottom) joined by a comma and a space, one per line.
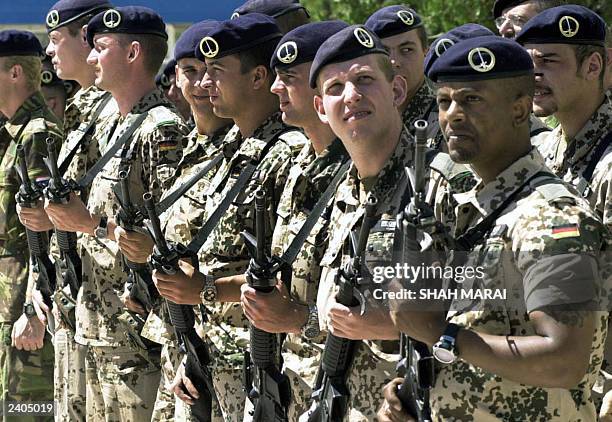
338, 128, 413, 211
127, 87, 171, 115
557, 95, 612, 167
401, 81, 435, 126
5, 91, 46, 137
304, 137, 348, 179
236, 111, 287, 160
453, 147, 547, 216
182, 123, 233, 161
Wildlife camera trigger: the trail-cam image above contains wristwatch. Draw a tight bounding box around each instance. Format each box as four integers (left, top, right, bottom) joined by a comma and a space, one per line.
94, 216, 108, 239
23, 302, 36, 319
199, 275, 217, 305
300, 304, 320, 339
432, 323, 460, 364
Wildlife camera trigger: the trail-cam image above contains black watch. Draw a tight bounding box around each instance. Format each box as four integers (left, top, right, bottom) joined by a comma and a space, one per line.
94, 216, 108, 239
432, 323, 460, 364
23, 302, 36, 319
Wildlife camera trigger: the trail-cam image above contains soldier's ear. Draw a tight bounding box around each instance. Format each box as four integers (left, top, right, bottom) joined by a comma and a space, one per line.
314, 94, 329, 125
252, 65, 270, 91
581, 50, 604, 83
512, 95, 531, 127
391, 74, 407, 108
80, 25, 88, 46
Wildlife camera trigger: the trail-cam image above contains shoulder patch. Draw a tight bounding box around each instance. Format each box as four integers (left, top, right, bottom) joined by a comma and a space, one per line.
530, 174, 577, 205
429, 152, 472, 181
147, 106, 182, 128
551, 223, 580, 239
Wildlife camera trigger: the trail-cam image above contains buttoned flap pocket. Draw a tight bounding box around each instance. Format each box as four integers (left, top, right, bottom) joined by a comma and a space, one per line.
365, 219, 397, 273
477, 234, 506, 289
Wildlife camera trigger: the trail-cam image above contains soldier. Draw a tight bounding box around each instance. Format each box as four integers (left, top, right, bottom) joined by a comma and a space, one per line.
43, 6, 188, 420
151, 13, 307, 420
16, 1, 117, 421
116, 19, 234, 421
231, 20, 350, 419
41, 54, 74, 121
380, 35, 609, 421
303, 24, 471, 421
516, 5, 612, 418
0, 29, 62, 420
365, 5, 444, 149
231, 0, 310, 34
493, 0, 564, 38
156, 58, 193, 125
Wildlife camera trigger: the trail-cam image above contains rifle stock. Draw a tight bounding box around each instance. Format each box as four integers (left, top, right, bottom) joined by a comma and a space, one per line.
143, 193, 216, 422
15, 144, 56, 332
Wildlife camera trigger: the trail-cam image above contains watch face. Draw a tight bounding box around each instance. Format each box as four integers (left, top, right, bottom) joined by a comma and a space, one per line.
203, 288, 216, 302
95, 227, 106, 239
433, 346, 456, 364
303, 325, 320, 339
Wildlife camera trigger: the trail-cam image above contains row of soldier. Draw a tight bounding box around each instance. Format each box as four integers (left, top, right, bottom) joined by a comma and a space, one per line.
0, 0, 610, 421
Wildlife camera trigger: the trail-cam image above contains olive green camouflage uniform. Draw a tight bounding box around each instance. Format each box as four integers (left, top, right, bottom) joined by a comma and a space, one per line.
314, 130, 472, 421
402, 82, 444, 150
268, 138, 350, 420
536, 93, 612, 413
0, 92, 62, 421
141, 124, 234, 422
192, 113, 306, 420
51, 85, 118, 422
430, 149, 609, 421
76, 88, 187, 421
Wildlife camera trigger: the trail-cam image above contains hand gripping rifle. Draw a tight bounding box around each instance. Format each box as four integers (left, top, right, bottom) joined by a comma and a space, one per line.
305, 195, 378, 422
144, 193, 217, 422
15, 144, 56, 332
43, 138, 82, 299
394, 119, 444, 422
113, 171, 160, 314
241, 188, 291, 421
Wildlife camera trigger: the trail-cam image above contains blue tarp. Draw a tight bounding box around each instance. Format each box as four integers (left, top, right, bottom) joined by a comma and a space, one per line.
0, 0, 245, 24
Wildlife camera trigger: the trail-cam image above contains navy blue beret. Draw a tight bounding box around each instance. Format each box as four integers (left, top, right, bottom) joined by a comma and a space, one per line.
41, 55, 63, 86
174, 20, 218, 61
270, 20, 348, 70
309, 25, 388, 88
0, 30, 44, 57
86, 6, 167, 48
232, 0, 307, 19
365, 5, 423, 39
427, 35, 533, 82
46, 0, 111, 33
516, 5, 606, 47
424, 24, 495, 76
194, 13, 281, 61
492, 0, 526, 19
156, 59, 176, 89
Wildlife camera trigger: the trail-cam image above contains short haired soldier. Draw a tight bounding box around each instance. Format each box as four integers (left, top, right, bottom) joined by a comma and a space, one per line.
40, 54, 75, 121
231, 0, 310, 34
0, 29, 62, 417
43, 6, 188, 420
365, 5, 445, 150
493, 0, 564, 38
16, 2, 117, 420
156, 58, 193, 124
381, 35, 609, 421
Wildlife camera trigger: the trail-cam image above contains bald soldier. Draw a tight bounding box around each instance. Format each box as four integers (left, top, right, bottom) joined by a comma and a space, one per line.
380, 35, 609, 421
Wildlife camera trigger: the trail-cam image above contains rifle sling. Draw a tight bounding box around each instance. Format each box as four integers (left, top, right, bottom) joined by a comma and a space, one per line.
77, 112, 148, 189
276, 159, 351, 268
156, 153, 223, 214
580, 130, 612, 192
58, 92, 113, 176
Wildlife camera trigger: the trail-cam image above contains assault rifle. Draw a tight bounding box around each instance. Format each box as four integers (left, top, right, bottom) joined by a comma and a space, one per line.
43, 138, 82, 299
241, 188, 291, 421
305, 195, 378, 422
144, 193, 217, 422
114, 171, 159, 314
15, 144, 56, 332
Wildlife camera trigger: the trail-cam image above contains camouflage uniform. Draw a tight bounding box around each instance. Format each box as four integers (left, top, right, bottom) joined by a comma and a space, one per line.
192, 113, 306, 420
51, 85, 118, 422
141, 123, 234, 422
315, 130, 471, 421
268, 138, 350, 420
402, 82, 444, 150
536, 93, 612, 413
0, 92, 62, 421
431, 148, 609, 421
76, 88, 187, 421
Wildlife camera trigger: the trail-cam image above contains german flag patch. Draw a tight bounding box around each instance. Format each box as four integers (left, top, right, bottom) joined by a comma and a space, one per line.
551, 224, 580, 239
159, 141, 177, 151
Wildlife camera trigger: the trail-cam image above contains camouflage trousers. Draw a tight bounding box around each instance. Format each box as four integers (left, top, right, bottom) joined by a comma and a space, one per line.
84, 344, 161, 422
52, 327, 86, 422
151, 342, 181, 421
0, 323, 54, 422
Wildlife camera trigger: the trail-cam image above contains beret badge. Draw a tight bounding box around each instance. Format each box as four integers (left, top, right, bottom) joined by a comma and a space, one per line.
353, 27, 374, 48
559, 15, 580, 38
277, 41, 298, 64
435, 38, 455, 57
397, 10, 415, 26
46, 10, 60, 29
468, 47, 496, 73
199, 37, 219, 59
103, 9, 122, 29
41, 70, 54, 84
